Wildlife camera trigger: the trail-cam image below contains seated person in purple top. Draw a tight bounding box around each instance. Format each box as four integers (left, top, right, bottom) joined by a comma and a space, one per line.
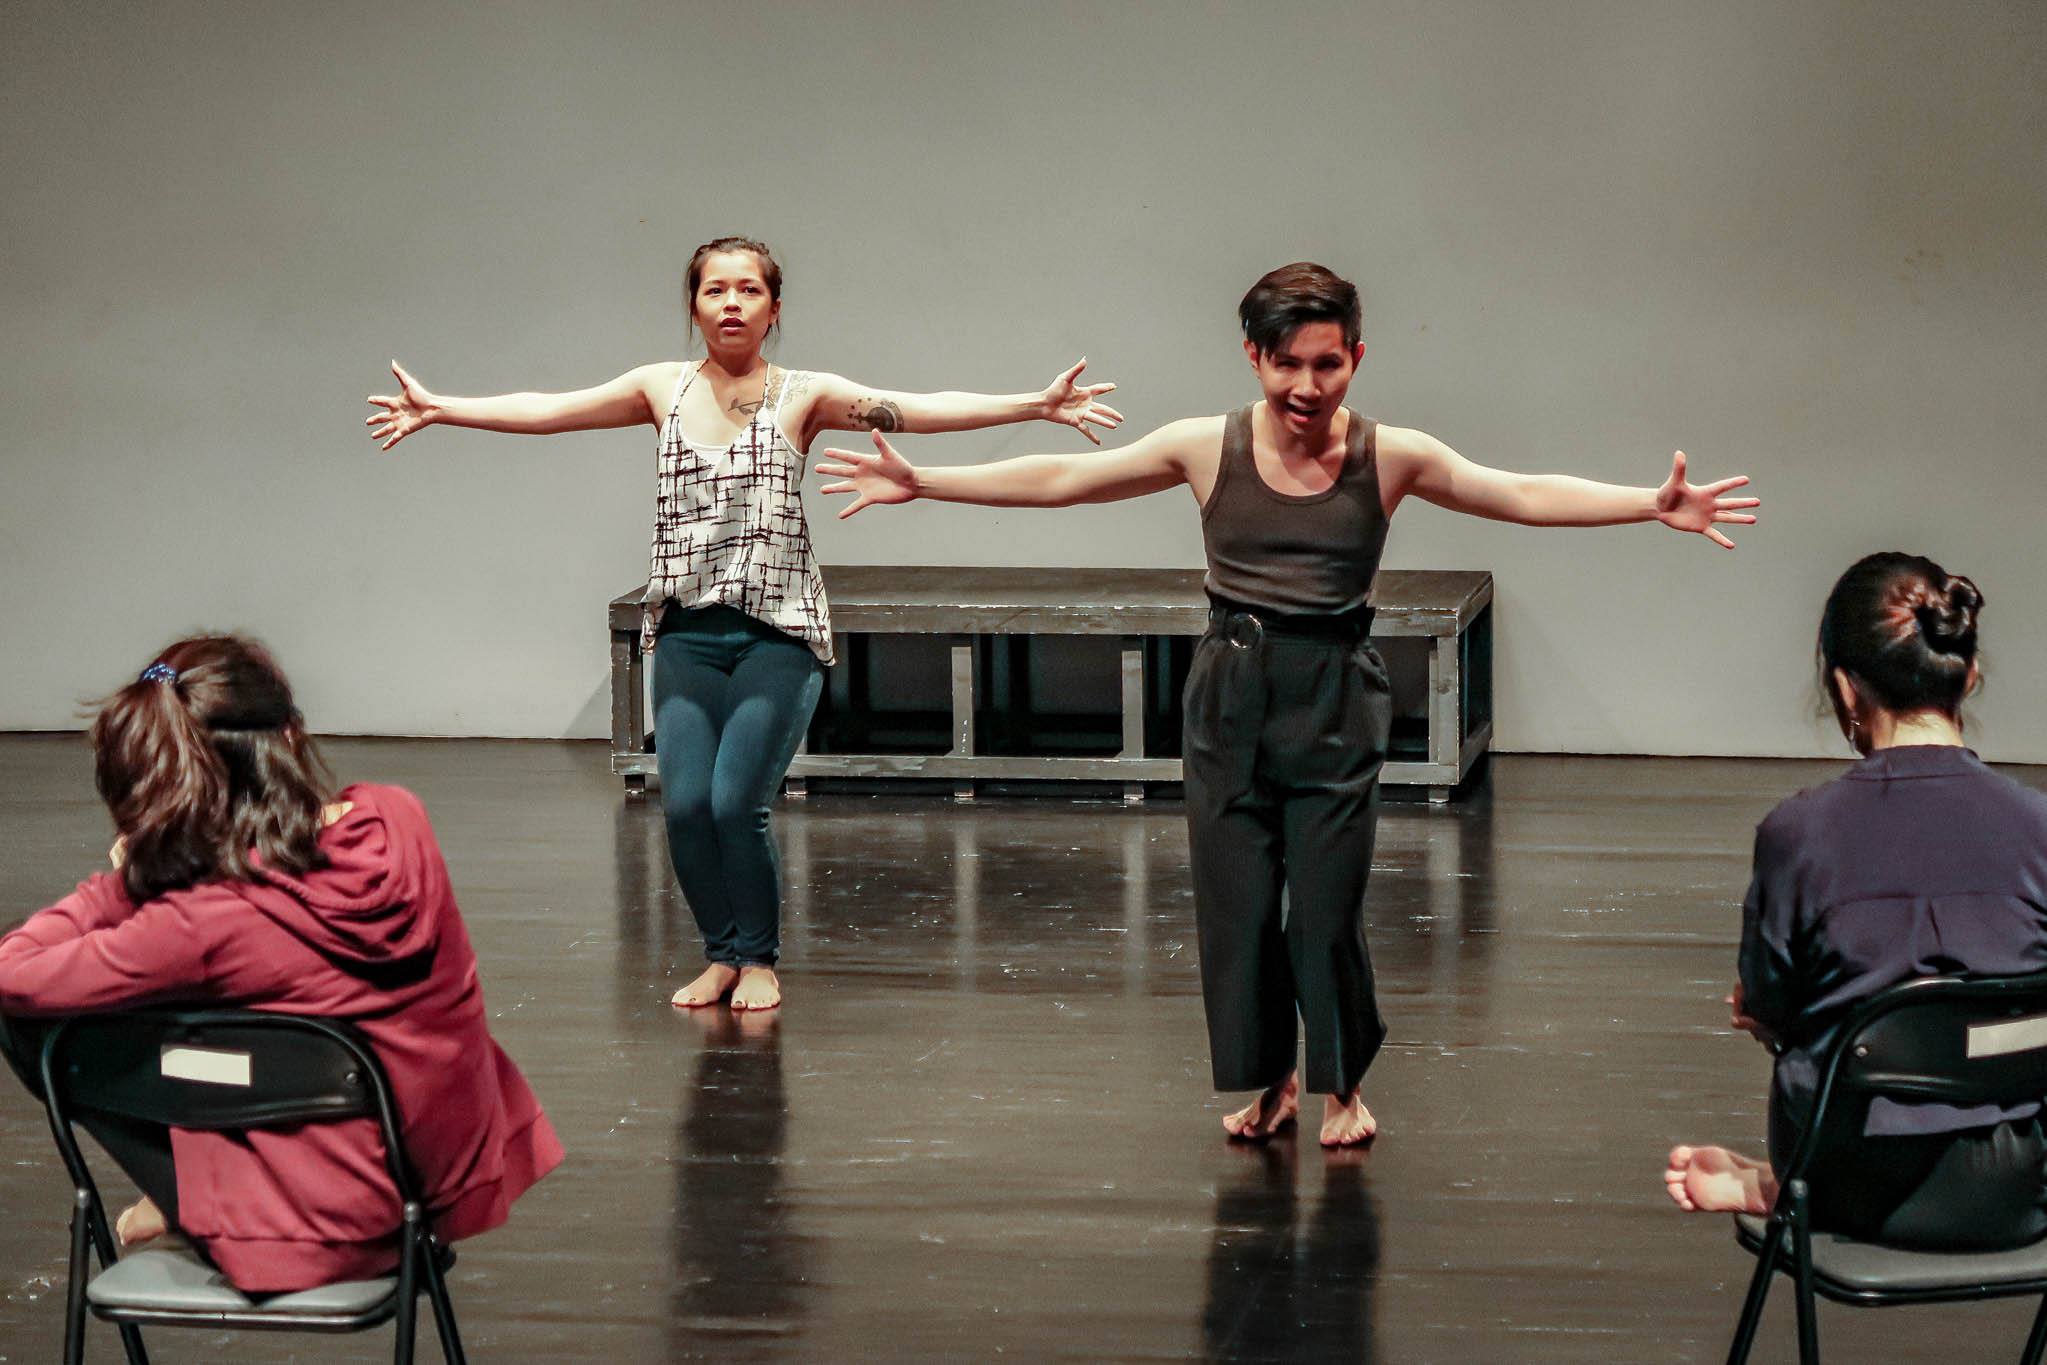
1665, 553, 2047, 1250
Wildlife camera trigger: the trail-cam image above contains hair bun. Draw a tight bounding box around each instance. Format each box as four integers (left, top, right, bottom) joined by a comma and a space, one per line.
1916, 574, 1983, 655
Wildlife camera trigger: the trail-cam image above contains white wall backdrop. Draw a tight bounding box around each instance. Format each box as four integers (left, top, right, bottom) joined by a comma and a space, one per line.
3, 1, 2042, 757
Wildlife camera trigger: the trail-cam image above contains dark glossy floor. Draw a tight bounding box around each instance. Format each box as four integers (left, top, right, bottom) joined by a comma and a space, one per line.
1, 734, 2042, 1362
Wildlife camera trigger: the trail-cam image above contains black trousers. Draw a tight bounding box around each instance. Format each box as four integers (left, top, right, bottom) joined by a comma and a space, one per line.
0, 1013, 180, 1222
1806, 1117, 2047, 1251
1183, 612, 1392, 1096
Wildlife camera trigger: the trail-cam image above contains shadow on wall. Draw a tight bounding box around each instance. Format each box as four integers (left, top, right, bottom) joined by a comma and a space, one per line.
570, 674, 615, 742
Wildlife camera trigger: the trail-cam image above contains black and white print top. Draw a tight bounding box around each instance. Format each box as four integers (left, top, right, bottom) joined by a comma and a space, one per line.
638, 363, 834, 664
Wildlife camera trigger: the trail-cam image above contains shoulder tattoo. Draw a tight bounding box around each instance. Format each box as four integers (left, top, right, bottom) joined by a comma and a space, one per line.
776, 368, 814, 407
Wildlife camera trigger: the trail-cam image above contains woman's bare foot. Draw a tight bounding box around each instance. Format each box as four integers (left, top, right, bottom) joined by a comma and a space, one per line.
1319, 1090, 1378, 1147
671, 963, 739, 1009
1223, 1073, 1300, 1140
115, 1197, 169, 1248
731, 965, 782, 1012
1664, 1144, 1777, 1214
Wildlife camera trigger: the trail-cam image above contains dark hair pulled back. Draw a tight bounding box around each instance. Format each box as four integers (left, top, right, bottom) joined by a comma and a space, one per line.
1238, 262, 1362, 356
683, 235, 783, 345
1817, 552, 1984, 724
91, 635, 335, 902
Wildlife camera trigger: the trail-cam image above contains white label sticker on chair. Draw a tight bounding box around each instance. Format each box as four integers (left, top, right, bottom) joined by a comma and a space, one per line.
159, 1045, 252, 1087
1967, 1012, 2047, 1059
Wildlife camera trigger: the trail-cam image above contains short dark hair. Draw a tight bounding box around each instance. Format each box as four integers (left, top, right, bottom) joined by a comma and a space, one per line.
91, 635, 336, 902
683, 235, 783, 344
1238, 262, 1361, 356
1817, 552, 1984, 724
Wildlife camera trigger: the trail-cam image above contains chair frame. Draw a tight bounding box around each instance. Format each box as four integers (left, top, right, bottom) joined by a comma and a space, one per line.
1726, 971, 2047, 1365
37, 1008, 467, 1365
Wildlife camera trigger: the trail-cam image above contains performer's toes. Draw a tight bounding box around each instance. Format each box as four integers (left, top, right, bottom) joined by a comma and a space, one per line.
1224, 1073, 1300, 1141
1318, 1091, 1378, 1147
1666, 1144, 1772, 1214
671, 963, 739, 1009
731, 965, 782, 1012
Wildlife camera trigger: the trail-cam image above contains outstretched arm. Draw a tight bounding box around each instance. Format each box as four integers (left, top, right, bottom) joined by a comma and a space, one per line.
787, 359, 1124, 449
1379, 426, 1760, 549
366, 360, 671, 450
814, 420, 1201, 519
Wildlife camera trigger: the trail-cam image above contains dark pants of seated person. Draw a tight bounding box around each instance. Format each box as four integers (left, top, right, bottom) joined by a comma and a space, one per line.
653, 604, 825, 967
1809, 1119, 2047, 1251
0, 1013, 180, 1224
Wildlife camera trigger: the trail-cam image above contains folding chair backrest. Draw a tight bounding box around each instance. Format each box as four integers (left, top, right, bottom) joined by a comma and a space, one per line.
1794, 972, 2047, 1181
39, 1008, 423, 1211
44, 1011, 381, 1131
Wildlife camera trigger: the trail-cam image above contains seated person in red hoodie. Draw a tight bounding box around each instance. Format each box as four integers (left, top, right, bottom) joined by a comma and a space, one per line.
0, 634, 563, 1293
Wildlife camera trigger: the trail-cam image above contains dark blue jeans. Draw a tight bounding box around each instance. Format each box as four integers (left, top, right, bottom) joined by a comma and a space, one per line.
654, 605, 823, 967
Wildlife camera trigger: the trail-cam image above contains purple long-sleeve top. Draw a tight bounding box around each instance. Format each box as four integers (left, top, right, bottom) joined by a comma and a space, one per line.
1739, 745, 2047, 1166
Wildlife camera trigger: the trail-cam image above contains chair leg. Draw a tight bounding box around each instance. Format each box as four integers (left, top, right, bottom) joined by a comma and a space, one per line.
1792, 1226, 1820, 1364
421, 1239, 467, 1365
76, 1191, 150, 1364
393, 1210, 422, 1365
394, 1280, 419, 1365
1725, 1230, 1780, 1365
63, 1193, 91, 1365
2021, 1292, 2047, 1365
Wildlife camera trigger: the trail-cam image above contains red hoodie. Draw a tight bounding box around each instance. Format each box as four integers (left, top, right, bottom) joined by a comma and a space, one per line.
0, 784, 563, 1292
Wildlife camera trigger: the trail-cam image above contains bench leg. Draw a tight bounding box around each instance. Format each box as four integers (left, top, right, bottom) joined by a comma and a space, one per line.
951, 638, 976, 803
1119, 637, 1145, 805
612, 629, 649, 800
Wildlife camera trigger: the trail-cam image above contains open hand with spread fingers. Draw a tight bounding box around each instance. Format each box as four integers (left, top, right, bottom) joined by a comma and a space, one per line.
1040, 358, 1124, 445
816, 432, 919, 518
364, 361, 441, 452
1655, 451, 1760, 548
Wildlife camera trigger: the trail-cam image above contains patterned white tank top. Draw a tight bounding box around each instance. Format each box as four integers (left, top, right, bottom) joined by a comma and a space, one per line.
638, 363, 834, 664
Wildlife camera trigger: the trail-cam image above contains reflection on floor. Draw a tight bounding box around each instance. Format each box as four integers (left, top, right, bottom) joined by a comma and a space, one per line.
0, 735, 2040, 1361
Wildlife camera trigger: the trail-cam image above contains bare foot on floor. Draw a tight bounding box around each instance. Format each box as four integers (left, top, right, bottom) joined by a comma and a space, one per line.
1223, 1073, 1300, 1141
115, 1197, 169, 1248
731, 965, 782, 1012
671, 963, 739, 1009
1664, 1144, 1776, 1214
1320, 1090, 1378, 1147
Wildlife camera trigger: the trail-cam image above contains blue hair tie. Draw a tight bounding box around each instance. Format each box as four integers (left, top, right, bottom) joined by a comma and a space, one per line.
139, 662, 178, 685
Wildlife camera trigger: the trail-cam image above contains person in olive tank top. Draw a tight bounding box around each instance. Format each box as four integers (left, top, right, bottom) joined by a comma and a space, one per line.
818, 263, 1761, 1147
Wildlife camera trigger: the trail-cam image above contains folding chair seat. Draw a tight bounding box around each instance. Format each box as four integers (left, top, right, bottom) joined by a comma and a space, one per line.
36, 1009, 467, 1364
88, 1245, 403, 1317
1735, 1213, 2047, 1300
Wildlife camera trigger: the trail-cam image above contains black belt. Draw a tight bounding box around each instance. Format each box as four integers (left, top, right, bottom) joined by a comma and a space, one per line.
1206, 597, 1374, 647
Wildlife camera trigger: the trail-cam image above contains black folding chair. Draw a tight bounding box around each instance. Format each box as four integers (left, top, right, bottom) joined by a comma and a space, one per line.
37, 1009, 467, 1364
1726, 971, 2047, 1365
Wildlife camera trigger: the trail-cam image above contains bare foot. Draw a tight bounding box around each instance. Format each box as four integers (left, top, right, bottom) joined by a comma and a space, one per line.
1319, 1090, 1378, 1147
1664, 1144, 1776, 1214
731, 965, 782, 1012
1223, 1072, 1300, 1141
115, 1197, 169, 1248
671, 963, 739, 1009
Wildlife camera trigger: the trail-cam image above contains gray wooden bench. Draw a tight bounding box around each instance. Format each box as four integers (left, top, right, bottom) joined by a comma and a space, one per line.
609, 567, 1492, 803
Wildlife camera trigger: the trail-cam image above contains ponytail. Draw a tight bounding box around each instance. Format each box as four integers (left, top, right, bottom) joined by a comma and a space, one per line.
90, 637, 334, 901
